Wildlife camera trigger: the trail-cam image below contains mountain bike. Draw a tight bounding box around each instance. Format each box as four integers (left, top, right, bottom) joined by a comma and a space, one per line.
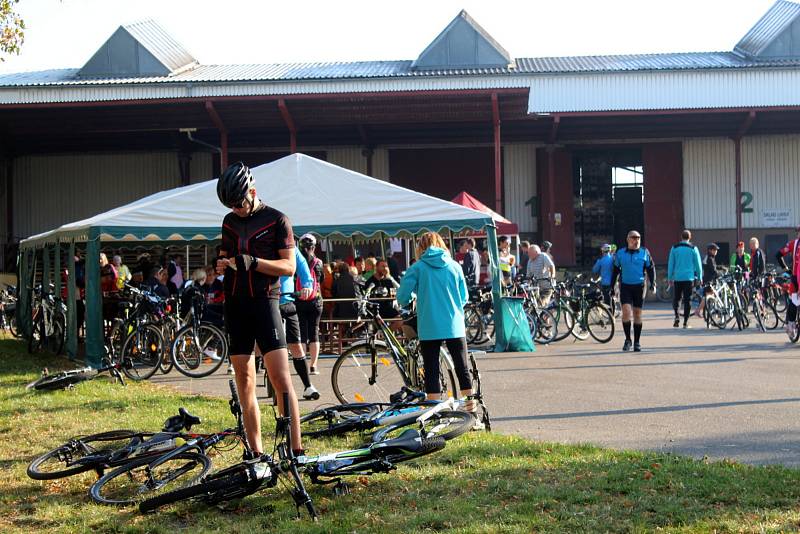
88, 380, 246, 506
140, 392, 448, 516
170, 285, 228, 378
27, 407, 205, 481
330, 298, 458, 405
464, 285, 494, 344
28, 284, 66, 355
562, 281, 615, 343
0, 284, 18, 337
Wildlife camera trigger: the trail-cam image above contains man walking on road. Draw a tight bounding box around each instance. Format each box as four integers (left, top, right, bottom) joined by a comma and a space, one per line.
612, 230, 656, 352
667, 230, 703, 328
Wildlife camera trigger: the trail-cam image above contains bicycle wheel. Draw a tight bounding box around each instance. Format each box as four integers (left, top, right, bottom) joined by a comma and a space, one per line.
8, 312, 19, 337
371, 409, 474, 443
586, 303, 615, 343
332, 341, 406, 404
139, 462, 256, 512
657, 282, 673, 303
761, 301, 779, 330
90, 451, 211, 506
464, 307, 483, 344
707, 299, 729, 330
46, 312, 66, 355
28, 369, 92, 391
300, 403, 382, 438
27, 430, 139, 480
570, 312, 590, 341
791, 321, 800, 344
534, 309, 557, 344
120, 325, 164, 381
550, 305, 575, 342
751, 300, 766, 333
28, 311, 44, 354
171, 323, 228, 378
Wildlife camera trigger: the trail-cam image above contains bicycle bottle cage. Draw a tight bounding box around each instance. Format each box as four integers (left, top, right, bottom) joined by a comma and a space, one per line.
162, 407, 202, 432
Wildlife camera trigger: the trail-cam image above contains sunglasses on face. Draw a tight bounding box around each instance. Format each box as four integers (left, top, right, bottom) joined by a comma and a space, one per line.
628, 236, 641, 240
228, 195, 251, 210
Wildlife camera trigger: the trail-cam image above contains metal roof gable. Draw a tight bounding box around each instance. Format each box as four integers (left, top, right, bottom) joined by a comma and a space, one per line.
735, 0, 800, 57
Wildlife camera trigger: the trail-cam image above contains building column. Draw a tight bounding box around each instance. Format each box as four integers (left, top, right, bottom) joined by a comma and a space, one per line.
491, 93, 502, 214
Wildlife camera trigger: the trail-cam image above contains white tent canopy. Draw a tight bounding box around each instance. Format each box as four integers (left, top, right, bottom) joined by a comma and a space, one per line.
22, 153, 492, 247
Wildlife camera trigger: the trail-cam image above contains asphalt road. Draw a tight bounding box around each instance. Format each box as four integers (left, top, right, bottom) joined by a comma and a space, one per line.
150, 304, 800, 467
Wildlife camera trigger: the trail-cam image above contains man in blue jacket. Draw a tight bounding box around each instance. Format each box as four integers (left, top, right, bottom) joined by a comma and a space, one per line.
592, 244, 614, 308
667, 230, 703, 328
278, 247, 319, 400
612, 230, 656, 352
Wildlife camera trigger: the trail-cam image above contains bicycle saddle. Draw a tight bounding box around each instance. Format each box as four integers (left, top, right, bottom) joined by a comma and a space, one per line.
162, 407, 202, 432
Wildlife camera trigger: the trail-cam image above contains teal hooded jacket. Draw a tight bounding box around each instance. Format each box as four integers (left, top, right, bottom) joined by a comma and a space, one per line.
397, 247, 469, 341
667, 241, 703, 282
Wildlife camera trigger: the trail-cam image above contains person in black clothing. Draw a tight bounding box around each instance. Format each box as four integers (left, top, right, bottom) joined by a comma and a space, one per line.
215, 161, 302, 459
365, 259, 400, 319
386, 253, 401, 280
749, 237, 765, 279
296, 234, 325, 377
458, 238, 480, 286
142, 266, 170, 299
694, 243, 719, 318
332, 263, 362, 319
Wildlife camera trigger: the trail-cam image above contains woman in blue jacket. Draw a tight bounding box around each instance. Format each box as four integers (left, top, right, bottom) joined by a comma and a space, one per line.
397, 232, 476, 411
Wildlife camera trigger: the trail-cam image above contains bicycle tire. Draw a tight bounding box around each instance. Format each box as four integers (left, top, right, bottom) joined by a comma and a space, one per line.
171, 323, 228, 378
533, 309, 557, 344
464, 307, 483, 344
657, 282, 673, 303
371, 409, 474, 443
90, 451, 211, 506
332, 341, 407, 404
550, 305, 575, 343
300, 403, 382, 438
570, 310, 591, 341
790, 321, 800, 344
120, 324, 164, 381
586, 303, 615, 343
8, 313, 19, 337
752, 301, 766, 333
28, 312, 43, 354
317, 435, 447, 478
139, 463, 255, 513
46, 312, 66, 355
27, 430, 140, 480
29, 369, 92, 391
762, 301, 779, 330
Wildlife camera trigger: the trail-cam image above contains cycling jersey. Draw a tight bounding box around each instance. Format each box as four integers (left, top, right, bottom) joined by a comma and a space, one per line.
220, 203, 294, 299
612, 247, 655, 286
777, 238, 800, 279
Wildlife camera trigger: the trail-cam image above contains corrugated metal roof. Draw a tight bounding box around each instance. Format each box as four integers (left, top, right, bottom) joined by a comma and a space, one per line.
3, 52, 800, 88
735, 0, 800, 57
123, 19, 197, 73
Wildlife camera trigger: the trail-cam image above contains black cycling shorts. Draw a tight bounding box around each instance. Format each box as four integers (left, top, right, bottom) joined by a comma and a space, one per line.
619, 283, 645, 308
225, 296, 286, 356
279, 302, 301, 345
296, 298, 323, 344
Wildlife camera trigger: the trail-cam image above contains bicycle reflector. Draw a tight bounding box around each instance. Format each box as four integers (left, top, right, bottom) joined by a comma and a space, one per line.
379, 357, 391, 367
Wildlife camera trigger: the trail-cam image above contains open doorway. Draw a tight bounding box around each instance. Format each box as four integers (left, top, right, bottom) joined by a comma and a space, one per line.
573, 149, 643, 266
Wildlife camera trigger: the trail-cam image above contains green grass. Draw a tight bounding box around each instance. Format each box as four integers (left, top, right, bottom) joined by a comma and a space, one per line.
2, 337, 800, 533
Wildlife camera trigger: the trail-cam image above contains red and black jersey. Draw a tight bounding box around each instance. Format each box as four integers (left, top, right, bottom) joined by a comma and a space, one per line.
220, 204, 294, 299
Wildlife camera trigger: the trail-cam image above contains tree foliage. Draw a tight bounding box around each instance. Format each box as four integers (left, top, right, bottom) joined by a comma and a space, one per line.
0, 0, 24, 60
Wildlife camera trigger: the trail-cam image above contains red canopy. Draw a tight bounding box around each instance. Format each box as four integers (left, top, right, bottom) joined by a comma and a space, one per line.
451, 191, 519, 235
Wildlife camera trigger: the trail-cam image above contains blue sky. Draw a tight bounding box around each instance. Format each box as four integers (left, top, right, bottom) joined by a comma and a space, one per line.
0, 0, 778, 73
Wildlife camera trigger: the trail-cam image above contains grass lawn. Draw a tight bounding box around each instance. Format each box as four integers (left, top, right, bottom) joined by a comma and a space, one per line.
2, 337, 800, 533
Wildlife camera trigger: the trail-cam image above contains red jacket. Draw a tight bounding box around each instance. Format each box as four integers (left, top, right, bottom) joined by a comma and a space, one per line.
778, 238, 800, 279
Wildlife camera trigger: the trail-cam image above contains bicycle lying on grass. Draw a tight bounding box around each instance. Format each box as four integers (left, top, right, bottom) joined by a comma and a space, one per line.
25, 357, 125, 391
300, 386, 480, 442
139, 391, 449, 516
27, 380, 248, 506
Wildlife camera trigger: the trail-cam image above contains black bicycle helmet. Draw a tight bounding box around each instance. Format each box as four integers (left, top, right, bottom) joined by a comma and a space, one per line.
542, 240, 553, 251
217, 162, 254, 208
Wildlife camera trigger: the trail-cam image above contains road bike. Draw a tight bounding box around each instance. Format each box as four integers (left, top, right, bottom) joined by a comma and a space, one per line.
170, 285, 228, 378
25, 357, 125, 391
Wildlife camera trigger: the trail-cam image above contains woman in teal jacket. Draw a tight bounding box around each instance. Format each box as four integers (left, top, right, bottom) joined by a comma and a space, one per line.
397, 232, 475, 408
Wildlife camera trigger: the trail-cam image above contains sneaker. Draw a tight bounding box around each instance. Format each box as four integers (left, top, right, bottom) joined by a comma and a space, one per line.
309, 366, 320, 376
633, 342, 642, 352
622, 339, 632, 352
203, 348, 221, 362
227, 364, 235, 375
252, 461, 271, 480
673, 317, 680, 328
303, 385, 320, 400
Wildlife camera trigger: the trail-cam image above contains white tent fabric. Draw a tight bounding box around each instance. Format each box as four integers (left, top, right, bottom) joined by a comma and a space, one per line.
22, 153, 491, 246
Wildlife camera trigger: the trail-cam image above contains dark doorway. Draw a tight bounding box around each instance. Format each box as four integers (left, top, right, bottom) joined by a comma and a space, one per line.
573, 149, 643, 267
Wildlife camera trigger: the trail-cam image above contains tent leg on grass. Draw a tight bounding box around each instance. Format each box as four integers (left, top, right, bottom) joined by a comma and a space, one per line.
66, 241, 78, 360
85, 237, 103, 368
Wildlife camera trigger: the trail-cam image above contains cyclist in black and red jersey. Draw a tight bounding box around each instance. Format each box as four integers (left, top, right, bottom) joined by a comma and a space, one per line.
214, 162, 303, 464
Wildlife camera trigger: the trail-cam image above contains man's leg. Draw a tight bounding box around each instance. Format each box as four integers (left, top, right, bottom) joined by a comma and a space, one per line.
671, 282, 681, 325
263, 347, 303, 452
681, 283, 692, 324
230, 353, 262, 454
633, 307, 643, 345
621, 303, 632, 341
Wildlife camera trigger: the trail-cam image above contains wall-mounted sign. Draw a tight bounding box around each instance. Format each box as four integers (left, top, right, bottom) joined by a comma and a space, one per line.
761, 208, 792, 228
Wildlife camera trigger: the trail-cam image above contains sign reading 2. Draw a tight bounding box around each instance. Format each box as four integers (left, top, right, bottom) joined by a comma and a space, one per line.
740, 192, 753, 214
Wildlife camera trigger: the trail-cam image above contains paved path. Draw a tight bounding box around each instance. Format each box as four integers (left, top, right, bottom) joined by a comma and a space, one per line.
150, 304, 800, 467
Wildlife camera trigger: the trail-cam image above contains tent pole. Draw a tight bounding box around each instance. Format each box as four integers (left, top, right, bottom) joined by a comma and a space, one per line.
186, 245, 190, 279
448, 228, 454, 254
325, 239, 331, 264
66, 241, 78, 360
379, 232, 386, 259
350, 238, 356, 262
204, 245, 208, 267
85, 237, 103, 368
486, 224, 504, 351
405, 238, 410, 269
